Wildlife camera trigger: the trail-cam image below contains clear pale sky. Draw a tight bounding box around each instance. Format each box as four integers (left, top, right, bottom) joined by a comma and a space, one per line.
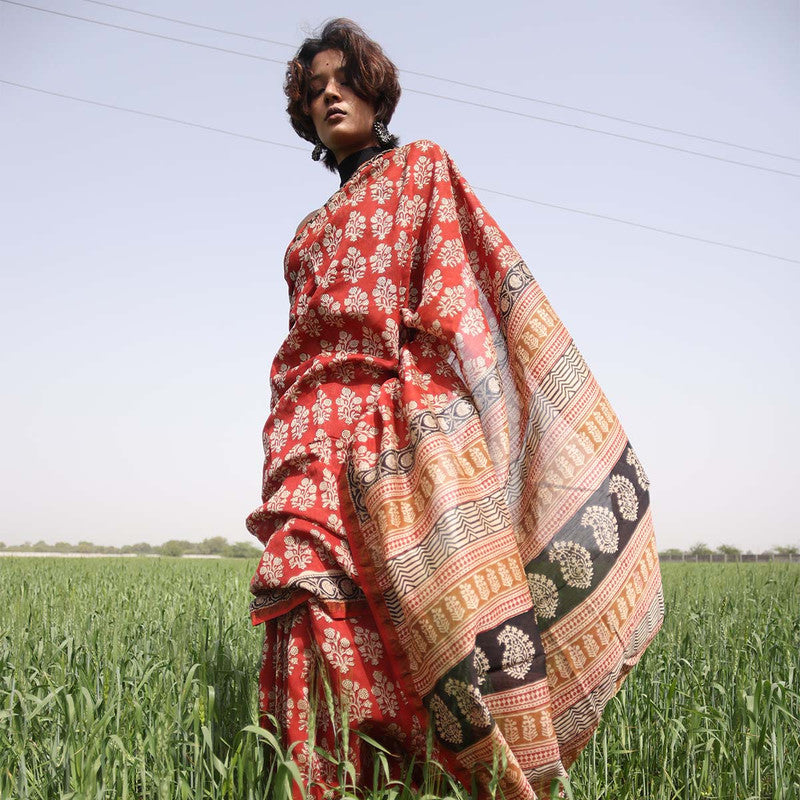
1, 1, 798, 551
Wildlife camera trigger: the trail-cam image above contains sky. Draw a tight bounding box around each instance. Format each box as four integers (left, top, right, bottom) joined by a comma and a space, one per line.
1, 0, 798, 552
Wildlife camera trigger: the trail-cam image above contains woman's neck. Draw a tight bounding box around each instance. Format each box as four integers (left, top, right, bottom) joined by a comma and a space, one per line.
336, 145, 385, 187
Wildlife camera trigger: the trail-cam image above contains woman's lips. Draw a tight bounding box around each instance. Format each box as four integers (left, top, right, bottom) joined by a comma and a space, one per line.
326, 110, 346, 122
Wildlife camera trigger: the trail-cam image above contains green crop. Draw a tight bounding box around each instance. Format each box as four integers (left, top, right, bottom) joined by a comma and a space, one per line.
0, 559, 797, 799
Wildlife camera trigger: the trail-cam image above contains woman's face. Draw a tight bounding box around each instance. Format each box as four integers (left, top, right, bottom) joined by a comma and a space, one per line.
308, 48, 377, 164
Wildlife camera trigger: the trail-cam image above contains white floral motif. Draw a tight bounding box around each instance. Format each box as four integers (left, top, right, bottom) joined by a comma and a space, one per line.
341, 247, 366, 283
344, 211, 366, 241
369, 176, 393, 204
321, 628, 355, 673
361, 326, 384, 357
473, 646, 490, 685
341, 679, 372, 721
498, 244, 521, 268
370, 208, 393, 240
284, 535, 313, 569
438, 285, 467, 317
609, 474, 639, 521
347, 183, 367, 207
422, 223, 443, 262
344, 287, 369, 320
443, 678, 492, 727
581, 505, 619, 553
309, 428, 332, 463
320, 468, 338, 509
269, 419, 288, 453
318, 293, 342, 325
312, 389, 332, 425
372, 277, 398, 313
497, 624, 537, 680
413, 156, 433, 189
395, 195, 414, 228
353, 625, 384, 664
334, 329, 356, 354
438, 238, 466, 267
461, 307, 486, 336
265, 485, 289, 513
372, 671, 398, 718
335, 387, 363, 424
549, 540, 594, 588
334, 542, 356, 576
437, 197, 458, 223
335, 429, 354, 464
420, 268, 444, 305
481, 225, 503, 253
369, 243, 392, 273
527, 573, 559, 619
257, 552, 284, 588
393, 229, 411, 264
430, 695, 462, 744
354, 445, 378, 469
626, 448, 651, 490
317, 260, 338, 289
291, 477, 317, 511
322, 223, 342, 257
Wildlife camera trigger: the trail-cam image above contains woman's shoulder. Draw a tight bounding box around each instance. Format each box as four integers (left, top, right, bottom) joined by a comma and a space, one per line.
400, 138, 449, 160
295, 208, 320, 236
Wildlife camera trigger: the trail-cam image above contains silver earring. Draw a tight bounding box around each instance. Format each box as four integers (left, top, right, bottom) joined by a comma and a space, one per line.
373, 120, 392, 146
311, 140, 325, 161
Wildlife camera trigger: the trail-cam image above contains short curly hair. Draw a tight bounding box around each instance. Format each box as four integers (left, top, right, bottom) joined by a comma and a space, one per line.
284, 18, 401, 172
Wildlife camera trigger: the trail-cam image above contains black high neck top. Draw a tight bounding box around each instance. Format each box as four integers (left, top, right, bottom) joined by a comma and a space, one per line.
336, 145, 386, 187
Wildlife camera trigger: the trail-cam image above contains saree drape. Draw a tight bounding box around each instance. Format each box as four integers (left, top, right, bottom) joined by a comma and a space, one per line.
246, 140, 663, 798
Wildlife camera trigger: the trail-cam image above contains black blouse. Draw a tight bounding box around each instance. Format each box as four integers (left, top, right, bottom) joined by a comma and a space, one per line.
336, 145, 388, 187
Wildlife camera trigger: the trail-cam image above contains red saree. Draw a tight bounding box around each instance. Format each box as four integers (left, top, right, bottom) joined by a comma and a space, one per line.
246, 140, 663, 798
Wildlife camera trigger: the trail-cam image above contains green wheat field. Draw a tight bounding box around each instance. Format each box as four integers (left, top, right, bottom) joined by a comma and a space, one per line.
1, 558, 798, 800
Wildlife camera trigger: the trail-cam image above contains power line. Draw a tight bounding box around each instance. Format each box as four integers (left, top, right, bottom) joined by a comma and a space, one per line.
4, 0, 796, 179
400, 69, 800, 164
406, 87, 799, 179
1, 0, 286, 65
474, 186, 800, 264
0, 79, 306, 151
76, 0, 800, 164
2, 78, 796, 265
80, 0, 293, 48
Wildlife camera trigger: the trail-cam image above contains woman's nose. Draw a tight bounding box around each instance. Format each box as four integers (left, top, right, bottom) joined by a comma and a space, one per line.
324, 79, 342, 102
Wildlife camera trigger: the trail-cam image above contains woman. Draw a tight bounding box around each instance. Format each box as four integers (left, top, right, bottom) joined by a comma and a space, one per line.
246, 18, 663, 799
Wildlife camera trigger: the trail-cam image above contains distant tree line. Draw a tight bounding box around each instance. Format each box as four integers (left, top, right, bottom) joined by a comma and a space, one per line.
659, 543, 799, 562
2, 538, 796, 562
0, 536, 261, 558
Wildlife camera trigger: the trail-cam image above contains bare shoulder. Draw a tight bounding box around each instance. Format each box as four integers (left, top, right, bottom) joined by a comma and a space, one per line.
295, 209, 320, 236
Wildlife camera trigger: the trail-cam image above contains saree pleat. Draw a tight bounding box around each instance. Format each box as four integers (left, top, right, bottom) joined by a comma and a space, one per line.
247, 140, 663, 798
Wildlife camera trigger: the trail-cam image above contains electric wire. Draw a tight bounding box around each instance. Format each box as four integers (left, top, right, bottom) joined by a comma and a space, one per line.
3, 78, 796, 265
80, 0, 293, 48
1, 0, 287, 65
78, 0, 800, 164
473, 185, 799, 264
407, 87, 800, 178
0, 79, 307, 151
3, 0, 797, 178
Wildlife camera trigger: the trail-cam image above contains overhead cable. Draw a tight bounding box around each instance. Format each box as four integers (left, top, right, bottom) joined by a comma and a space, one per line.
3, 0, 796, 178
3, 78, 796, 265
74, 0, 800, 164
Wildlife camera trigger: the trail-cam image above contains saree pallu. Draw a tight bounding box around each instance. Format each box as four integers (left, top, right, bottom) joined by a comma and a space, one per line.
247, 140, 664, 799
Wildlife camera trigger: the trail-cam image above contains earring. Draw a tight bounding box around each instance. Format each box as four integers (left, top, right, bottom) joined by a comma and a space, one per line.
311, 140, 325, 161
373, 120, 392, 146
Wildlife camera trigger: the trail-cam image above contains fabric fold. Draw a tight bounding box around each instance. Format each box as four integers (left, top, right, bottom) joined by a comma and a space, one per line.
247, 139, 663, 798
